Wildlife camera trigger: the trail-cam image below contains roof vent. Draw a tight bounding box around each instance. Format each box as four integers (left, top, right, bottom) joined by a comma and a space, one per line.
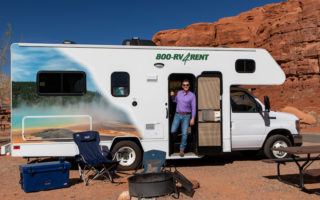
63, 40, 76, 44
122, 37, 156, 46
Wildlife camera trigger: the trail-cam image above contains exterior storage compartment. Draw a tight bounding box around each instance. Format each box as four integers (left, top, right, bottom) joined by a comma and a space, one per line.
19, 161, 71, 192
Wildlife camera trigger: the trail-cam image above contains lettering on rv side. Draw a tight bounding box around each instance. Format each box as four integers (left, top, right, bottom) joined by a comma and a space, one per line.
155, 53, 209, 65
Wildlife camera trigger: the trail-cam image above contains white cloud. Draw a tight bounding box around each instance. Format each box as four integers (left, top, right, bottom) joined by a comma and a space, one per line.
12, 67, 33, 81
41, 58, 81, 71
11, 51, 28, 62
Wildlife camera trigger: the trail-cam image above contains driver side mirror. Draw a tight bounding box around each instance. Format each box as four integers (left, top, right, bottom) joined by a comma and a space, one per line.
264, 96, 270, 112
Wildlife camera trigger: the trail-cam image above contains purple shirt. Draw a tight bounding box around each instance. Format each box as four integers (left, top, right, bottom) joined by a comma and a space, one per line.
172, 90, 196, 118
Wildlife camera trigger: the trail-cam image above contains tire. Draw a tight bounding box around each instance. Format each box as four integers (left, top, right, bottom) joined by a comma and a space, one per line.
263, 135, 292, 159
111, 140, 142, 171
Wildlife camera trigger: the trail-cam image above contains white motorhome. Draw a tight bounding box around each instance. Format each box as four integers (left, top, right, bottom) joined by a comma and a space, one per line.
10, 41, 302, 170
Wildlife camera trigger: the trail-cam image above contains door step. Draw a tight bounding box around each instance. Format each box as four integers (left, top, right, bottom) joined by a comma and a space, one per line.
168, 152, 201, 159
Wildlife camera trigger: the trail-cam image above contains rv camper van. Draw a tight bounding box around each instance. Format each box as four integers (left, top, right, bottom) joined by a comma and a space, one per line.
10, 42, 302, 170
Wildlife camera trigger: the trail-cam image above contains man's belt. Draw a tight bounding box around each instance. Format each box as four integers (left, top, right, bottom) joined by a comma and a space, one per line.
176, 112, 191, 115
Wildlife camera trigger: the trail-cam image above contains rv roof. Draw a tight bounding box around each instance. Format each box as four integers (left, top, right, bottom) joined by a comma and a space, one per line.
16, 43, 257, 52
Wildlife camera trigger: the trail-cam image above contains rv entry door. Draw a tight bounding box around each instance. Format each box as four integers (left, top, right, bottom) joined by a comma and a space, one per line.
197, 72, 222, 154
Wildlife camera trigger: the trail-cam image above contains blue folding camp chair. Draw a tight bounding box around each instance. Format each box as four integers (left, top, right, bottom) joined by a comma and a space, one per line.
73, 131, 118, 185
142, 150, 166, 173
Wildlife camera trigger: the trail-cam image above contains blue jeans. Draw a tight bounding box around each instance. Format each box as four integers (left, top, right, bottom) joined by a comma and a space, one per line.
170, 113, 191, 151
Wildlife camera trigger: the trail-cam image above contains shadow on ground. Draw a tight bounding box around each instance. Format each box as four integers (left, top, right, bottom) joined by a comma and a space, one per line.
166, 151, 265, 167
264, 174, 320, 195
69, 178, 82, 186
25, 150, 266, 169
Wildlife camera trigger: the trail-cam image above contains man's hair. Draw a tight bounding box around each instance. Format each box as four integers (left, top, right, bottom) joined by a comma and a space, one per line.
182, 79, 190, 84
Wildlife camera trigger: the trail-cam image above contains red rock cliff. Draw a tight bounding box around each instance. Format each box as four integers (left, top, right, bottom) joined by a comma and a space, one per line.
153, 0, 320, 126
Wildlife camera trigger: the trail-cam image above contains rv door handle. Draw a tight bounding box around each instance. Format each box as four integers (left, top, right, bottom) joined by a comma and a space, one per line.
166, 108, 168, 119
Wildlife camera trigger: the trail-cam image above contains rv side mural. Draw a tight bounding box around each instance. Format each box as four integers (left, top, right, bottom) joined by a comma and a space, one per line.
11, 44, 140, 143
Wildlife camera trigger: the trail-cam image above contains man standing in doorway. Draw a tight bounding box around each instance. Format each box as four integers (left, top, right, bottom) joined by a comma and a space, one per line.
170, 79, 196, 157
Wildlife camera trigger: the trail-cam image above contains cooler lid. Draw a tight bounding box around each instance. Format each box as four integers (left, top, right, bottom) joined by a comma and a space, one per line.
19, 161, 71, 173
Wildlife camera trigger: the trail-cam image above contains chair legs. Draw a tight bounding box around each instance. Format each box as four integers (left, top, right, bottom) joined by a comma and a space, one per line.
78, 163, 116, 185
107, 171, 114, 183
78, 164, 91, 185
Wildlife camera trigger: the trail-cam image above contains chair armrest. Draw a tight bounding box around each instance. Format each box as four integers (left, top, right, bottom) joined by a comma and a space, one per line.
100, 145, 113, 160
75, 154, 84, 164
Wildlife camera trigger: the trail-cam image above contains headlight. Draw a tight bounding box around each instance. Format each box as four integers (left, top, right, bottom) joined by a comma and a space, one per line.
295, 120, 300, 133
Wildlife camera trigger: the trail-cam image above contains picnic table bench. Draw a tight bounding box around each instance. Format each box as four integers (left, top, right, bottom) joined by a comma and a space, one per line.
263, 146, 320, 190
262, 157, 320, 180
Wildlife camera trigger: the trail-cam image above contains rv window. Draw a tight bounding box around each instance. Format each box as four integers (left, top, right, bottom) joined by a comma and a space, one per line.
111, 72, 130, 97
37, 71, 86, 95
235, 59, 255, 73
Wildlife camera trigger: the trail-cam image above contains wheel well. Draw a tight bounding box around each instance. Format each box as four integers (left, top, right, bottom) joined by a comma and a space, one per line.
263, 129, 294, 148
110, 137, 144, 152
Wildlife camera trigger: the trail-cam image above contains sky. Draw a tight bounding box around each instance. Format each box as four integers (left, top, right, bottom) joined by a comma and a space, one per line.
0, 0, 282, 75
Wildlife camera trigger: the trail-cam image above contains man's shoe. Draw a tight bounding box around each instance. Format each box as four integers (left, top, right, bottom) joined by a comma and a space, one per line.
179, 150, 184, 157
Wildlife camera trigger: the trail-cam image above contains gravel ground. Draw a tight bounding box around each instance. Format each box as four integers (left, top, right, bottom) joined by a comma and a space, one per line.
1, 151, 320, 200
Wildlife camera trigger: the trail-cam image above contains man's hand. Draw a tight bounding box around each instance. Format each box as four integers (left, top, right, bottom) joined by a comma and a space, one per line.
190, 118, 195, 126
170, 91, 175, 96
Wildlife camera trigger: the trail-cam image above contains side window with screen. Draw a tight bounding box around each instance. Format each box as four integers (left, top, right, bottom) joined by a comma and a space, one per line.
235, 59, 255, 73
37, 71, 86, 95
111, 72, 130, 97
231, 91, 258, 113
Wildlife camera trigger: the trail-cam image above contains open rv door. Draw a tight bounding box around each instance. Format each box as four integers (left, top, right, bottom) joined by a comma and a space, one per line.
196, 72, 222, 154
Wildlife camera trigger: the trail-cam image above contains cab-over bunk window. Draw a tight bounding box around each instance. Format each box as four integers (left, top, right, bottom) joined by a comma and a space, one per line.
235, 59, 255, 73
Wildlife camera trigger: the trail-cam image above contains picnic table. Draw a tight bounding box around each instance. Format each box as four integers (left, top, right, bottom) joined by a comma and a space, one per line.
271, 145, 320, 190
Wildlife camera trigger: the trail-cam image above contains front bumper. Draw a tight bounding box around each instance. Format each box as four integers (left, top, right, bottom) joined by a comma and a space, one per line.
293, 134, 303, 146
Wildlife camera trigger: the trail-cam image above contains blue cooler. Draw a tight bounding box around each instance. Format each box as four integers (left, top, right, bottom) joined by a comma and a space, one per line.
19, 161, 71, 192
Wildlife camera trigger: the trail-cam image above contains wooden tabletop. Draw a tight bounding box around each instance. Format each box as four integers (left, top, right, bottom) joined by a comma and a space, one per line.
272, 145, 320, 155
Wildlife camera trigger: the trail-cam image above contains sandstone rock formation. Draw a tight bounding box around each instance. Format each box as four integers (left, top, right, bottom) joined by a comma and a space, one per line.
153, 0, 320, 126
0, 73, 10, 106
280, 106, 316, 125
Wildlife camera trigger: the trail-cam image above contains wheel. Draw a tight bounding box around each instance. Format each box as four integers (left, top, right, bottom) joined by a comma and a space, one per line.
111, 140, 142, 171
264, 135, 292, 159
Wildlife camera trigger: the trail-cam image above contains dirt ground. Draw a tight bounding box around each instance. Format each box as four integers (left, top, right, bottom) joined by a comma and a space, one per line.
1, 131, 320, 199
1, 148, 320, 199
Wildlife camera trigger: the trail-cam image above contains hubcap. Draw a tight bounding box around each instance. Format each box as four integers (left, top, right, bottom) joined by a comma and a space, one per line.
272, 140, 288, 158
115, 147, 136, 167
